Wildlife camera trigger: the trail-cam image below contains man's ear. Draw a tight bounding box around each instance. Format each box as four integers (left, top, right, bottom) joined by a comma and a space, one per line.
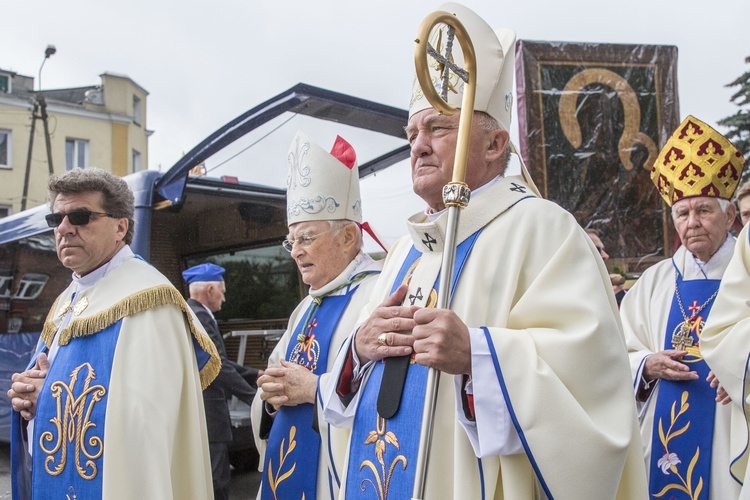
115, 217, 129, 242
725, 202, 737, 230
485, 129, 510, 163
341, 223, 359, 252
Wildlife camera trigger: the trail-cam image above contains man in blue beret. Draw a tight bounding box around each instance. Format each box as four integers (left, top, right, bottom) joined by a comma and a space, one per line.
183, 262, 260, 500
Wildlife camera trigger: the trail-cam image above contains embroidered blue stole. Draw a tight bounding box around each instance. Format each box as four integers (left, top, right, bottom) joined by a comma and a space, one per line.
19, 320, 122, 500
648, 271, 720, 499
344, 231, 480, 499
260, 286, 357, 500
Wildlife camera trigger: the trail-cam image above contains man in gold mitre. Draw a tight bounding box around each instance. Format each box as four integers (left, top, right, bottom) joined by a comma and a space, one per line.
621, 115, 746, 499
321, 3, 648, 499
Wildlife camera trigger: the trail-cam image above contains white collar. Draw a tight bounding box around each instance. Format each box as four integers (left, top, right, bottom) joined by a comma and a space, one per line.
425, 175, 503, 222
677, 234, 736, 279
72, 245, 134, 292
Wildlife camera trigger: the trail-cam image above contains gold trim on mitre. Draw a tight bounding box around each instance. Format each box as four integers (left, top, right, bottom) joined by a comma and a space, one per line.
651, 115, 746, 206
41, 285, 221, 390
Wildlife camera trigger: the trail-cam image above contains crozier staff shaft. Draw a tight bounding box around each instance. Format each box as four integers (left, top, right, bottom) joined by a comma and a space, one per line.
412, 10, 476, 500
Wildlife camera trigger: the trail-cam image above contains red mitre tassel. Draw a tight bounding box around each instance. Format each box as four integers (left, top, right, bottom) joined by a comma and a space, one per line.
330, 135, 357, 170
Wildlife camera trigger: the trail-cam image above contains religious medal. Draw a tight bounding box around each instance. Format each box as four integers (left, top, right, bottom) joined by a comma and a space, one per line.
671, 320, 695, 350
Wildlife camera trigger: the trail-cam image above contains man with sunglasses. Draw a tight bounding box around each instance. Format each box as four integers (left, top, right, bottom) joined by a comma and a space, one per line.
7, 167, 220, 499
250, 132, 382, 500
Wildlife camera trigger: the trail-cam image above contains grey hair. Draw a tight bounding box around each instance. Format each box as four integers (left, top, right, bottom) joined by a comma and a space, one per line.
48, 167, 135, 245
328, 219, 363, 252
474, 111, 511, 174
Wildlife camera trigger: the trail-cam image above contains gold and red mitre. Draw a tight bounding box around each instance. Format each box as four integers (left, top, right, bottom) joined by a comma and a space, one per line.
651, 115, 746, 206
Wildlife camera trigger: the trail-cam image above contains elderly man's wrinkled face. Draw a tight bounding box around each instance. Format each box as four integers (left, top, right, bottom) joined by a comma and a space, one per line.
206, 282, 226, 313
52, 191, 128, 276
672, 196, 735, 262
287, 221, 353, 290
739, 196, 750, 227
405, 108, 509, 212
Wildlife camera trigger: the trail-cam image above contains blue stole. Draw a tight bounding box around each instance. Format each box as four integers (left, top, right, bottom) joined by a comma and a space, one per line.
260, 285, 358, 500
11, 320, 122, 500
344, 231, 481, 499
648, 270, 720, 499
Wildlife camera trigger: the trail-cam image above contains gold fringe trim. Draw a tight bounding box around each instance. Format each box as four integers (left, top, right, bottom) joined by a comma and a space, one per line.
41, 285, 221, 390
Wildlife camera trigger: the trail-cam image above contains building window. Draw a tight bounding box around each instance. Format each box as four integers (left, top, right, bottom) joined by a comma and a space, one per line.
0, 74, 9, 93
132, 149, 142, 172
65, 138, 89, 171
14, 273, 49, 300
0, 271, 49, 300
0, 130, 10, 169
0, 270, 11, 298
0, 205, 11, 218
133, 95, 142, 126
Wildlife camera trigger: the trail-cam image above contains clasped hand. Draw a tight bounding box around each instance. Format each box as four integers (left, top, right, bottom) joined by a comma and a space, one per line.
354, 284, 472, 375
258, 360, 318, 411
6, 352, 49, 421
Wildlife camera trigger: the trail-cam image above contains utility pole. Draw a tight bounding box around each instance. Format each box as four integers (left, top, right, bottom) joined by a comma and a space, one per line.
20, 101, 39, 211
20, 45, 56, 211
20, 95, 55, 211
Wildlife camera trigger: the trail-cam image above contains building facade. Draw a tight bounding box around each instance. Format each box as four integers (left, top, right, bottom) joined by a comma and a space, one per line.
0, 70, 150, 216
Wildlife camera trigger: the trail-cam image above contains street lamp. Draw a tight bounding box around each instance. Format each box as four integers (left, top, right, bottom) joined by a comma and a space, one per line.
38, 44, 56, 91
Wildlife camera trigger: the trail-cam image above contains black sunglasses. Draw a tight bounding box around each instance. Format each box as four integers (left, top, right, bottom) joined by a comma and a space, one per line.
45, 210, 115, 228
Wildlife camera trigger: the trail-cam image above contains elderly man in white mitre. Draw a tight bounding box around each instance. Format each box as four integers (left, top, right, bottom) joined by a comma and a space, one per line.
622, 115, 746, 499
321, 3, 647, 499
251, 132, 383, 500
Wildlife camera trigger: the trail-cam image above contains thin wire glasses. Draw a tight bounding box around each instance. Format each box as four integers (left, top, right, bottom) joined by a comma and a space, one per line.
282, 228, 334, 252
45, 210, 115, 228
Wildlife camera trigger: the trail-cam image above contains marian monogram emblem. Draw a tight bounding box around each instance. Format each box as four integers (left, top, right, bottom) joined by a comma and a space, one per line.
671, 299, 709, 362
289, 318, 321, 371
670, 317, 704, 362
39, 362, 106, 479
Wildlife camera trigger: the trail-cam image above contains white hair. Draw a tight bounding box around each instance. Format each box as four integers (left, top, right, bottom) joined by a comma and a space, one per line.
327, 219, 363, 252
671, 197, 733, 218
188, 280, 222, 295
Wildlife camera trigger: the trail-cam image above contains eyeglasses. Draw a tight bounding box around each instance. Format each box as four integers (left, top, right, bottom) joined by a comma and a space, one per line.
45, 210, 115, 228
282, 228, 333, 252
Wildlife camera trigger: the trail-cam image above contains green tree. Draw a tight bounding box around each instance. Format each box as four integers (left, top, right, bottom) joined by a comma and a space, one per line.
718, 55, 750, 185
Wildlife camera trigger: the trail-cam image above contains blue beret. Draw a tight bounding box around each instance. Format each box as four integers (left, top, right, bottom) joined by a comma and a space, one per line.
182, 263, 226, 284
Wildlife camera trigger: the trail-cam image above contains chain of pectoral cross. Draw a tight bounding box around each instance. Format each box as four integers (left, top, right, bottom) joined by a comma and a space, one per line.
672, 270, 720, 350
673, 271, 720, 323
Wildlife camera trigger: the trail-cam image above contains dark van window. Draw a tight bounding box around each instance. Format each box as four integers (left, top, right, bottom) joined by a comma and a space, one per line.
186, 245, 301, 323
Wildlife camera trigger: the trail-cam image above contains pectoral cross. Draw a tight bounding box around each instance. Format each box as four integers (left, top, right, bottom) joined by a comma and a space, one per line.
671, 321, 695, 350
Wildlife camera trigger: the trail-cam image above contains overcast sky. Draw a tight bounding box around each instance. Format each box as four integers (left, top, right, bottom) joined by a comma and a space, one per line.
2, 0, 748, 244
